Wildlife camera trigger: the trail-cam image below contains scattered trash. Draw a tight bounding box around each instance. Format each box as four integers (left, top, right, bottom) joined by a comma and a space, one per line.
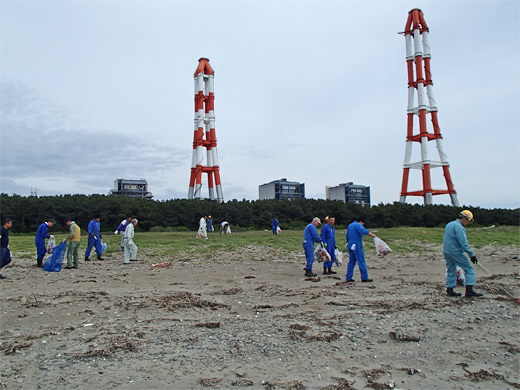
389, 329, 421, 342
150, 262, 170, 270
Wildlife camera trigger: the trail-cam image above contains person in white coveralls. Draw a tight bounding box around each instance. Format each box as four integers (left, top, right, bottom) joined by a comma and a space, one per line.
124, 219, 138, 264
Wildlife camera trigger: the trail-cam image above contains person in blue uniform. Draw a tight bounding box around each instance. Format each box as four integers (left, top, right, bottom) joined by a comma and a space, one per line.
303, 217, 324, 277
444, 210, 483, 298
272, 218, 279, 235
320, 216, 337, 275
35, 218, 55, 267
346, 216, 376, 282
207, 216, 213, 232
0, 218, 13, 279
85, 214, 104, 261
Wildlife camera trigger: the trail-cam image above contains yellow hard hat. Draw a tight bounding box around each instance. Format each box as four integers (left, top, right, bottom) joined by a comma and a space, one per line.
459, 210, 474, 222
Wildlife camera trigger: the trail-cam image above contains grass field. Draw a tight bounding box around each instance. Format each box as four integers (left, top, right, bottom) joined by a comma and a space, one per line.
8, 226, 519, 260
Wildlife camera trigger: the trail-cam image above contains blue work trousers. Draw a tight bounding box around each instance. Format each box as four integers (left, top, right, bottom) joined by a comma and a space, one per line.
323, 247, 335, 269
84, 236, 102, 257
36, 241, 46, 258
444, 252, 476, 287
346, 247, 368, 281
303, 242, 315, 270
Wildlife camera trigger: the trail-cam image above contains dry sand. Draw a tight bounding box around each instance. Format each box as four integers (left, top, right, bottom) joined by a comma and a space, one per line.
0, 243, 519, 390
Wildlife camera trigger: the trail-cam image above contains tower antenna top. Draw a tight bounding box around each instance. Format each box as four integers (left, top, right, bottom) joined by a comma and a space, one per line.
399, 10, 459, 207
188, 58, 223, 202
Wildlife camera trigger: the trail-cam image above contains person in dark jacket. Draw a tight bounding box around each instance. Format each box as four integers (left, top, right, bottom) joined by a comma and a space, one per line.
0, 218, 13, 279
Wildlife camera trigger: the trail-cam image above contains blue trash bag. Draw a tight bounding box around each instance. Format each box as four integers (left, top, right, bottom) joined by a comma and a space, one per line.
43, 241, 67, 272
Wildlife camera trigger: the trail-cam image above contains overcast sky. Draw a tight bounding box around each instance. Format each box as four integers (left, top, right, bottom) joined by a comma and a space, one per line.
1, 0, 518, 209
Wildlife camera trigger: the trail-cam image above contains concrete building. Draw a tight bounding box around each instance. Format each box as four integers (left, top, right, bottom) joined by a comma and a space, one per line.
328, 182, 370, 206
259, 178, 305, 200
110, 179, 153, 199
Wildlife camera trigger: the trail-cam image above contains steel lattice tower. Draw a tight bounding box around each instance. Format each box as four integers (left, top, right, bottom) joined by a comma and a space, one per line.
188, 58, 224, 202
399, 9, 460, 207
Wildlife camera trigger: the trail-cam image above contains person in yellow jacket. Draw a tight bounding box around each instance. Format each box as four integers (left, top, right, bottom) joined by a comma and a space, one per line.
63, 218, 81, 269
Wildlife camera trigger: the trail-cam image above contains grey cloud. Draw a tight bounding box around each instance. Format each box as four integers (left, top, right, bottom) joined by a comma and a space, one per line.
0, 79, 188, 193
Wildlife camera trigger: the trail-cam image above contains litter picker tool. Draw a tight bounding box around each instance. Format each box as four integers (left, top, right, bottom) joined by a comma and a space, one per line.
476, 262, 490, 274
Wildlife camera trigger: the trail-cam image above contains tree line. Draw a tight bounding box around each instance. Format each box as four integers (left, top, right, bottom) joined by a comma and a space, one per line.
0, 193, 518, 234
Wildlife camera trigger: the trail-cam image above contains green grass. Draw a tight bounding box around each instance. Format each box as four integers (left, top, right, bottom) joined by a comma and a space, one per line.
8, 226, 519, 260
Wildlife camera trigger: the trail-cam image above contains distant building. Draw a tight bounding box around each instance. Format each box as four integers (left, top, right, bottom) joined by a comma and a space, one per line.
328, 182, 370, 206
259, 178, 305, 200
110, 179, 153, 199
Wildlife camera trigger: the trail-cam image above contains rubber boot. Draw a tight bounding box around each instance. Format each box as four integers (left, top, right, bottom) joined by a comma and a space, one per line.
85, 256, 91, 261
465, 285, 483, 298
446, 287, 462, 297
323, 268, 330, 275
37, 257, 43, 268
97, 255, 105, 261
328, 268, 337, 274
305, 269, 317, 277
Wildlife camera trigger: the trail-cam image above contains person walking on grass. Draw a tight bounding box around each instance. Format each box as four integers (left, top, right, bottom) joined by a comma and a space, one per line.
346, 216, 376, 283
321, 216, 337, 275
198, 216, 208, 239
124, 219, 139, 264
302, 217, 324, 277
207, 216, 214, 232
63, 219, 81, 269
0, 218, 13, 279
35, 218, 55, 268
444, 210, 483, 298
272, 218, 279, 235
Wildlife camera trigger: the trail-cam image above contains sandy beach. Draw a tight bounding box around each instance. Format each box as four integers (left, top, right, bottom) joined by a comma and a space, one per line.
0, 243, 518, 389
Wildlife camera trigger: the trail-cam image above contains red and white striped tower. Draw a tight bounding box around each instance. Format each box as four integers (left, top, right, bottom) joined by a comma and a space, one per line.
188, 58, 224, 202
399, 9, 459, 207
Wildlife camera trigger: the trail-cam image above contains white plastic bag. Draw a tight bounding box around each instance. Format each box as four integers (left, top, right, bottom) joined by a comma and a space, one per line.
46, 237, 56, 254
276, 226, 281, 234
456, 266, 465, 286
374, 237, 391, 256
314, 244, 331, 263
101, 242, 107, 254
335, 248, 343, 267
445, 266, 466, 286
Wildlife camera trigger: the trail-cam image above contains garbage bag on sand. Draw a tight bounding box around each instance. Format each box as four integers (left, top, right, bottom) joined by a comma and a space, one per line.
335, 248, 343, 267
314, 244, 331, 263
374, 237, 392, 256
43, 242, 67, 272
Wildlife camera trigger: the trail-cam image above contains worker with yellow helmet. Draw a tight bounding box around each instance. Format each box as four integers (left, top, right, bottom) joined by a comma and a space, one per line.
443, 210, 483, 298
